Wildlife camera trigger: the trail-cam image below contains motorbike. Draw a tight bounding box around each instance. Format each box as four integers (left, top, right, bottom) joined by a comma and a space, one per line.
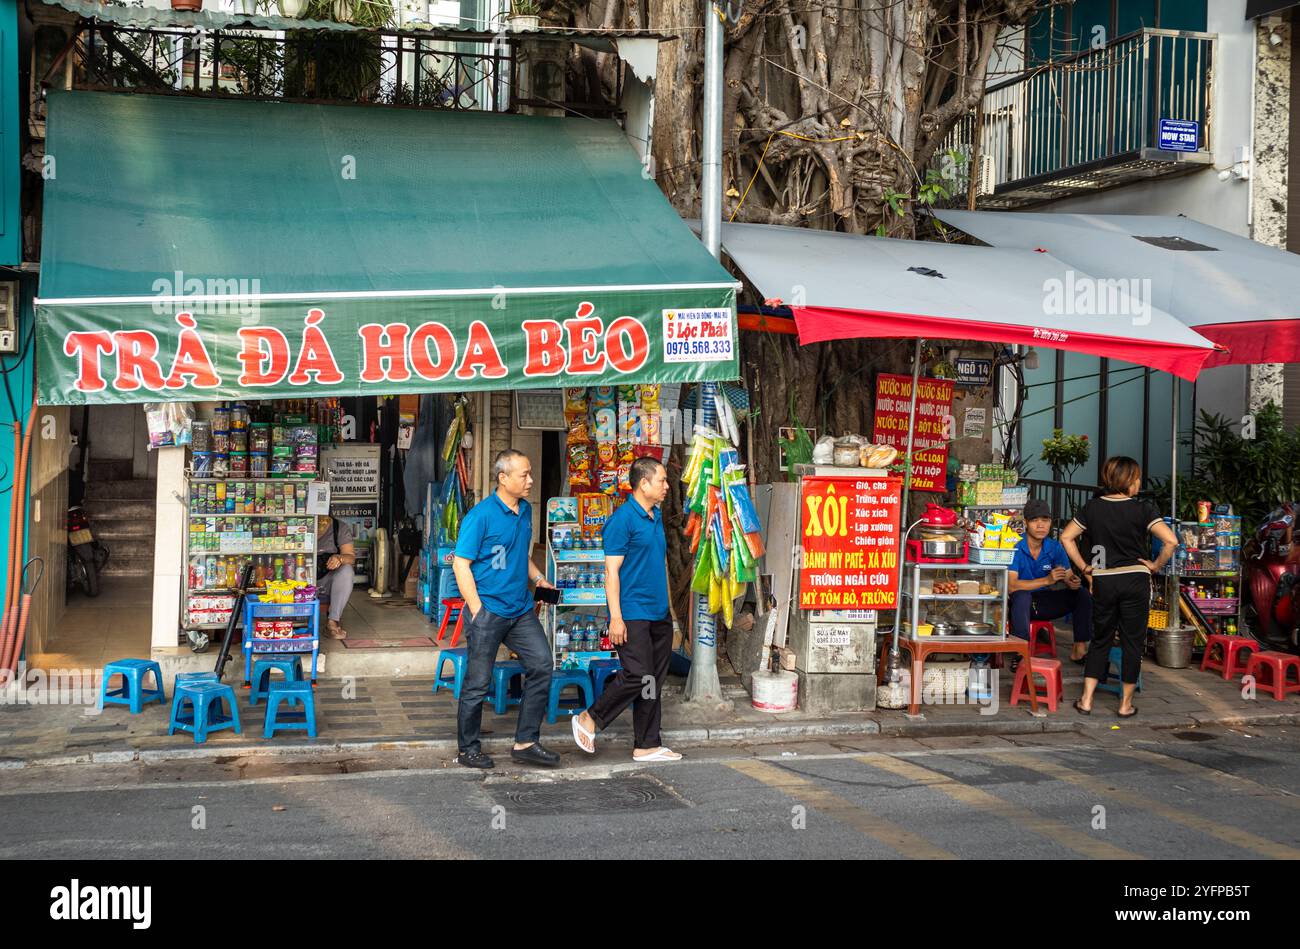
1242, 503, 1300, 653
66, 505, 109, 598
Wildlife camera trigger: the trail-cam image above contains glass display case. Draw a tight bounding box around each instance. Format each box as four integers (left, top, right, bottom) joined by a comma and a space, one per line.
900, 561, 1010, 642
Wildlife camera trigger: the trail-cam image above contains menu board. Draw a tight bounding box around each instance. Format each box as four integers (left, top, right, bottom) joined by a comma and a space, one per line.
872, 373, 955, 492
798, 475, 903, 610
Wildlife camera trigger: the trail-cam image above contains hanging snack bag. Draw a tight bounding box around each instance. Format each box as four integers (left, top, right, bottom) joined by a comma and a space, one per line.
568, 442, 592, 489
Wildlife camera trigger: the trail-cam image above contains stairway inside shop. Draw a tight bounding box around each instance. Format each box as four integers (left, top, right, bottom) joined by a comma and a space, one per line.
83, 462, 157, 578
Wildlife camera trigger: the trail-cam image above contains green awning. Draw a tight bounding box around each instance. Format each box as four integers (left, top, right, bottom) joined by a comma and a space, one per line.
36, 91, 738, 404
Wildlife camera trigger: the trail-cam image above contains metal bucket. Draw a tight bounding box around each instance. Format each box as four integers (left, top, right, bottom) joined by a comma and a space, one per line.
1155, 626, 1195, 669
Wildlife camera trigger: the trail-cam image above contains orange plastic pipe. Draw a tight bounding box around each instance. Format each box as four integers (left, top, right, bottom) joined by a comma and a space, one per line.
2, 407, 36, 673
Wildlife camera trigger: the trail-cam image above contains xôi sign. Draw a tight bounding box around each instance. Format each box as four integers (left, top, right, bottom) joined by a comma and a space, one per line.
798, 475, 903, 610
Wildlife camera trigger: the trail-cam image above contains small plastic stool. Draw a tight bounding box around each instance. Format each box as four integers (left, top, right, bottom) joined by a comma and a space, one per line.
1029, 621, 1057, 659
1097, 645, 1142, 696
100, 659, 166, 713
1201, 634, 1259, 681
1010, 656, 1063, 712
490, 660, 526, 714
588, 658, 623, 699
546, 669, 594, 723
433, 647, 470, 698
168, 681, 241, 743
249, 655, 304, 706
436, 598, 468, 646
175, 671, 218, 687
263, 679, 318, 738
1244, 651, 1300, 700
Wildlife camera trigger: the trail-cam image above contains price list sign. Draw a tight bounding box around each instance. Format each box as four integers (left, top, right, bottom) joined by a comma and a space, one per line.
872, 373, 954, 492
798, 475, 903, 610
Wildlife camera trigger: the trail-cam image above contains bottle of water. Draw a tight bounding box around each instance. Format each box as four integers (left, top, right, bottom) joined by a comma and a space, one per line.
555, 623, 569, 652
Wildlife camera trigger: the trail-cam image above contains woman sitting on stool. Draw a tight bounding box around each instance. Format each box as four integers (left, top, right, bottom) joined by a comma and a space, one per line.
315, 515, 357, 640
1009, 498, 1092, 663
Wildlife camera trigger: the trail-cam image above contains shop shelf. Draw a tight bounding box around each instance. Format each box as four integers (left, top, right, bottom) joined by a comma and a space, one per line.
552, 549, 605, 562
902, 592, 1001, 601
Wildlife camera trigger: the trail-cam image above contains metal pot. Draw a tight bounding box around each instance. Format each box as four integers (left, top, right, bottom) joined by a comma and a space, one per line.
929, 622, 954, 637
954, 621, 993, 636
916, 525, 966, 559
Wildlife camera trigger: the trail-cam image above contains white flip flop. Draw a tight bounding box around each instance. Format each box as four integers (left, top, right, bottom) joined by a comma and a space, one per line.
571, 714, 596, 754
632, 748, 682, 762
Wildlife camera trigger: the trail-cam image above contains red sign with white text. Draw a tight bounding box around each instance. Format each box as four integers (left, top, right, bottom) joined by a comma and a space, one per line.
872, 373, 955, 492
798, 475, 903, 610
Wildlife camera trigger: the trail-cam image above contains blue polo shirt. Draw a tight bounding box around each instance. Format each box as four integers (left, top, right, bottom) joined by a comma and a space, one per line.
604, 498, 669, 621
454, 493, 534, 618
1009, 536, 1070, 583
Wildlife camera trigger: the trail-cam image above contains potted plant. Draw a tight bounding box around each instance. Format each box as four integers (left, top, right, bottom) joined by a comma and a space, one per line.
171, 0, 204, 11
1040, 429, 1091, 485
508, 0, 540, 32
278, 0, 308, 16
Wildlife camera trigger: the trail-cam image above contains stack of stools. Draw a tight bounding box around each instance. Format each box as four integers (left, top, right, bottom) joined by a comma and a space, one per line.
490, 660, 526, 714
547, 669, 594, 723
99, 659, 167, 714
588, 658, 622, 699
1097, 646, 1142, 696
1010, 656, 1063, 712
169, 680, 242, 743
264, 679, 318, 738
249, 655, 304, 705
1200, 633, 1259, 680
1244, 651, 1300, 701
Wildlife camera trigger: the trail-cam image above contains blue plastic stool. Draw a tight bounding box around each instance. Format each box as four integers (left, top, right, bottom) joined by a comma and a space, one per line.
588, 658, 623, 699
175, 671, 218, 687
249, 656, 304, 706
168, 681, 241, 743
433, 647, 470, 698
263, 679, 317, 738
100, 659, 166, 713
1097, 645, 1143, 696
491, 660, 526, 714
546, 669, 594, 723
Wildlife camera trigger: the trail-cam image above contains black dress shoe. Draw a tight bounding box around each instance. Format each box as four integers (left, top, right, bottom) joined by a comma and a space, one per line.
511, 743, 560, 767
457, 751, 495, 769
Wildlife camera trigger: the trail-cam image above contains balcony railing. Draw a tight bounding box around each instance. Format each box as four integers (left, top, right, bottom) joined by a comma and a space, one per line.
941, 29, 1216, 208
74, 23, 514, 112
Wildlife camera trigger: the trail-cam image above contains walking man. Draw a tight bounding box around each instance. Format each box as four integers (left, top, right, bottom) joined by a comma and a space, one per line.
452, 448, 558, 769
571, 456, 681, 762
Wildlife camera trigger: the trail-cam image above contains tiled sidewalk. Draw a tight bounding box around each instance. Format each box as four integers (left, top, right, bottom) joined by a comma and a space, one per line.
1, 648, 1297, 767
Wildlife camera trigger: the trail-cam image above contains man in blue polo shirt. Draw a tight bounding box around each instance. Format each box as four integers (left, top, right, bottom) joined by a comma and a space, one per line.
452, 448, 557, 769
570, 456, 681, 762
1009, 498, 1093, 664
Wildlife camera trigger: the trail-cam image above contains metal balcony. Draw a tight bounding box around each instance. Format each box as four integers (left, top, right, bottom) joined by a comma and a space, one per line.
941, 29, 1216, 209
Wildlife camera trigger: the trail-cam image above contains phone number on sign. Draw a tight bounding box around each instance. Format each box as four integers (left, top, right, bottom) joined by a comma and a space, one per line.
665, 339, 733, 357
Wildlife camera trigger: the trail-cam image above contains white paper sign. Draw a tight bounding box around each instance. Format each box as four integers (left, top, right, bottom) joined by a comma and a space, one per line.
811, 625, 854, 648
307, 481, 332, 515
662, 308, 734, 363
963, 407, 987, 439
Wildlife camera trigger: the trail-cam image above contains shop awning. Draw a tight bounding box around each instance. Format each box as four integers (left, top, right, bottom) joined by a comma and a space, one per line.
35, 91, 738, 404
714, 222, 1218, 380
935, 209, 1300, 368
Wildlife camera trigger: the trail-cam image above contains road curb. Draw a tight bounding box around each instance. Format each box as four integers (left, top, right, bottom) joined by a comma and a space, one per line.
3, 706, 1297, 769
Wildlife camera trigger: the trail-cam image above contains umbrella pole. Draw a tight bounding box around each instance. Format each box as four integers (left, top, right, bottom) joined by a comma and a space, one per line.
887, 338, 924, 679
1166, 377, 1180, 630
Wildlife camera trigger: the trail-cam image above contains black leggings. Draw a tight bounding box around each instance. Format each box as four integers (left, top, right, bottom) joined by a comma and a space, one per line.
1084, 572, 1151, 685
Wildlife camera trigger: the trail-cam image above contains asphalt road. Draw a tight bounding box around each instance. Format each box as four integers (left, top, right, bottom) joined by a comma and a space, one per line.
1, 725, 1298, 860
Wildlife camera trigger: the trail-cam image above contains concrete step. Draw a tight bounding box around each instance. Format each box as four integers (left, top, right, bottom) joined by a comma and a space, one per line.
100, 553, 156, 577
86, 478, 156, 501
94, 519, 156, 540
82, 498, 156, 521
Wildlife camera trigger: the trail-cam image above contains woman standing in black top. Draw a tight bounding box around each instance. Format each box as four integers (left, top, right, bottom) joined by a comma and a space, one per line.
1060, 457, 1178, 718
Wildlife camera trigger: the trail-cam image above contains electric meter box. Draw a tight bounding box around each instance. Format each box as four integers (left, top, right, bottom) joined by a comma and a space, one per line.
0, 282, 16, 353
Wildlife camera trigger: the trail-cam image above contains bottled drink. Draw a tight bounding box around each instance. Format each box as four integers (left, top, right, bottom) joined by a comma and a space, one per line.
555, 624, 569, 652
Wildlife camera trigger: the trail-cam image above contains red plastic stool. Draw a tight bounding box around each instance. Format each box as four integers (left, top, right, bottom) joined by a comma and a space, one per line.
1029, 621, 1057, 659
1200, 633, 1259, 681
1010, 656, 1063, 712
436, 598, 468, 647
1244, 651, 1300, 701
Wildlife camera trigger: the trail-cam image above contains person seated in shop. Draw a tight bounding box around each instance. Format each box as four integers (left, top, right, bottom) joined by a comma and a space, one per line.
1008, 498, 1093, 664
316, 515, 357, 640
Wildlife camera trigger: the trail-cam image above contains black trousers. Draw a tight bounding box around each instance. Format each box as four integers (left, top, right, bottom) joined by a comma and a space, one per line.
1084, 572, 1151, 685
587, 618, 673, 749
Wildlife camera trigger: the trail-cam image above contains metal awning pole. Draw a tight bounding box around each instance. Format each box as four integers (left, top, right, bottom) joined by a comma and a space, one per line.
1167, 376, 1180, 630
888, 338, 925, 669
